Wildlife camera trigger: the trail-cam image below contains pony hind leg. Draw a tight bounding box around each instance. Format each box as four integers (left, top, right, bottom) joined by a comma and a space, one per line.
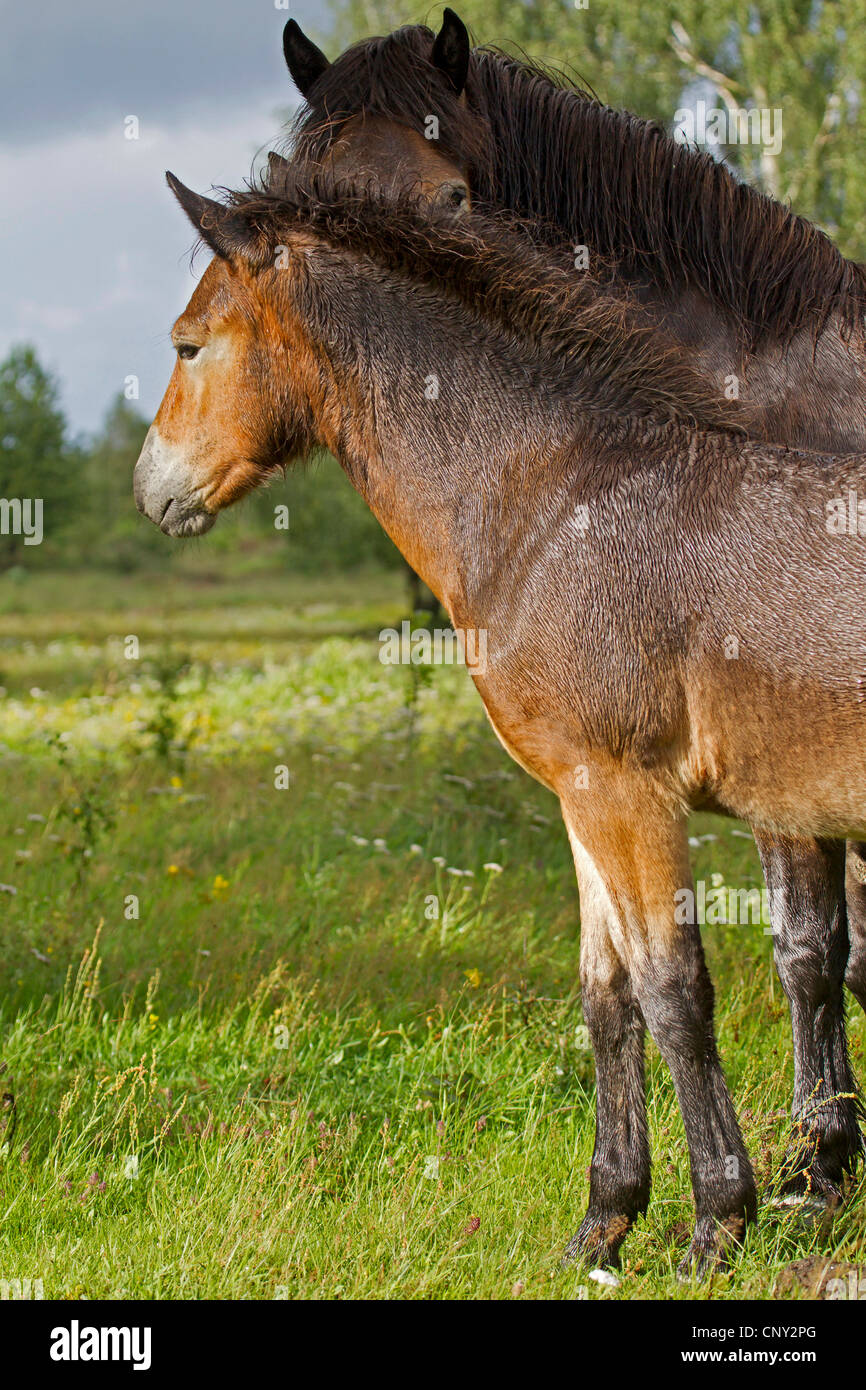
757, 833, 864, 1200
561, 781, 756, 1280
563, 833, 650, 1270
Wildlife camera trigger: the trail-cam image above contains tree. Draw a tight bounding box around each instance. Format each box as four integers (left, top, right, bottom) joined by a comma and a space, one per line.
81, 393, 159, 569
0, 344, 76, 567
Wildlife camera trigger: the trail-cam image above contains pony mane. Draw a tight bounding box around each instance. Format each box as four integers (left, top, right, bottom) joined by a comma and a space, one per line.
230, 173, 744, 431
288, 25, 866, 348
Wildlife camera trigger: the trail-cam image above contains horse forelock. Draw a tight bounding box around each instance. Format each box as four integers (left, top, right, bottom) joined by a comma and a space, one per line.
288, 24, 489, 169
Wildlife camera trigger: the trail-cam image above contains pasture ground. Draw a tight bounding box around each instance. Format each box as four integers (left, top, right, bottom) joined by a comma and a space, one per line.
0, 560, 863, 1301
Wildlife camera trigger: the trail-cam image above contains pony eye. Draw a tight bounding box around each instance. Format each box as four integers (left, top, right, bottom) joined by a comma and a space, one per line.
177, 343, 201, 361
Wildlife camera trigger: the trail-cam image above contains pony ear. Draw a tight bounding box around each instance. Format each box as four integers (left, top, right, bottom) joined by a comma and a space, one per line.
432, 8, 470, 94
165, 172, 263, 264
266, 150, 292, 196
282, 19, 330, 97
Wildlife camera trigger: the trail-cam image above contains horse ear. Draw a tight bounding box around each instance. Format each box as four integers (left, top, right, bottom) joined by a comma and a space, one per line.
432, 8, 470, 94
165, 172, 261, 263
283, 19, 330, 97
266, 150, 291, 195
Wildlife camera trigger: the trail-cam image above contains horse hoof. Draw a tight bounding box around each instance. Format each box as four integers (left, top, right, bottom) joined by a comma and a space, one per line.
562, 1211, 630, 1270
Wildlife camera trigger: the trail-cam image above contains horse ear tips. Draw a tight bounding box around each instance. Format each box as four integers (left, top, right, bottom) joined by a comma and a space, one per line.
282, 18, 330, 94
165, 171, 192, 206
441, 8, 469, 38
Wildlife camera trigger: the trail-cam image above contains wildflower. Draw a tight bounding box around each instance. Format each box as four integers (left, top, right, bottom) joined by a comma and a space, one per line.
483, 862, 503, 874
409, 844, 423, 855
170, 775, 183, 789
167, 864, 180, 876
464, 968, 482, 988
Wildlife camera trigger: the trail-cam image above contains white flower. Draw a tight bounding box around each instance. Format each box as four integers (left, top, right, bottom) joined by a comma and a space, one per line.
483, 862, 503, 874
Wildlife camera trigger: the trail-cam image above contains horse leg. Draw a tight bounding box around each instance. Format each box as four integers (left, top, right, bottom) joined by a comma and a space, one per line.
561, 781, 755, 1279
756, 833, 863, 1197
845, 841, 866, 1013
563, 832, 650, 1269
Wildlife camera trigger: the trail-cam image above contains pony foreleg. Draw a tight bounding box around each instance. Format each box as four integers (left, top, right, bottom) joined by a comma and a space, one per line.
756, 832, 864, 1197
562, 784, 756, 1280
563, 831, 650, 1270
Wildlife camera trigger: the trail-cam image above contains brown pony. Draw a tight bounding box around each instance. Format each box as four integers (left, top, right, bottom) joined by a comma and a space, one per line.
135, 174, 866, 1277
278, 9, 866, 1209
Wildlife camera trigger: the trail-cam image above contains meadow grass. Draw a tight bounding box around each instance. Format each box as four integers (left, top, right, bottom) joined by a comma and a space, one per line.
0, 561, 863, 1300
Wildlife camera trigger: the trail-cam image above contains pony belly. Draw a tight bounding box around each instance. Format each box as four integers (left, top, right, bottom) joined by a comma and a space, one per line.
684, 674, 866, 839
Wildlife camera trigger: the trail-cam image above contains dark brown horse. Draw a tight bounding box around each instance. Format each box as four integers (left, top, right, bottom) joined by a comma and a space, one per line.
135, 174, 866, 1276
278, 10, 866, 1213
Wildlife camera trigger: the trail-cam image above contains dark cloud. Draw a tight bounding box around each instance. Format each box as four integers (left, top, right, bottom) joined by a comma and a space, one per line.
2, 0, 327, 143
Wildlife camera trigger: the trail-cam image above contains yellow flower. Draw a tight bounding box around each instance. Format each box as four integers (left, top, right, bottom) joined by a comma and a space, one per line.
464, 968, 482, 988
148, 1013, 159, 1029
170, 775, 183, 789
211, 874, 230, 898
167, 864, 180, 876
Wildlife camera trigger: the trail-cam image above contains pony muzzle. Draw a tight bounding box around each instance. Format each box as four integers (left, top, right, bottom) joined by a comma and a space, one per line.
133, 426, 216, 538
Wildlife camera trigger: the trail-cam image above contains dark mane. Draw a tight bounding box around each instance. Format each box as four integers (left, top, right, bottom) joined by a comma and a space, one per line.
288, 25, 866, 348
229, 174, 744, 431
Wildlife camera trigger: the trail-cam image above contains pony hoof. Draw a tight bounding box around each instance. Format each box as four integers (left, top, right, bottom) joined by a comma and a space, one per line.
676, 1214, 745, 1282
563, 1211, 631, 1270
676, 1243, 724, 1283
766, 1193, 832, 1213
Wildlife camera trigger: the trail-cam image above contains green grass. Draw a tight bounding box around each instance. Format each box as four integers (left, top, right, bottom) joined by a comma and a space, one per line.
0, 564, 863, 1300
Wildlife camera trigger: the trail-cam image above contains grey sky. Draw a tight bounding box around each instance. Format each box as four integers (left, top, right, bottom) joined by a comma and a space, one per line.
0, 0, 333, 435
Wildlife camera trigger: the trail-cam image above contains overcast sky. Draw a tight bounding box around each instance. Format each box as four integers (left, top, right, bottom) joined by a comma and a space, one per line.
0, 0, 333, 435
